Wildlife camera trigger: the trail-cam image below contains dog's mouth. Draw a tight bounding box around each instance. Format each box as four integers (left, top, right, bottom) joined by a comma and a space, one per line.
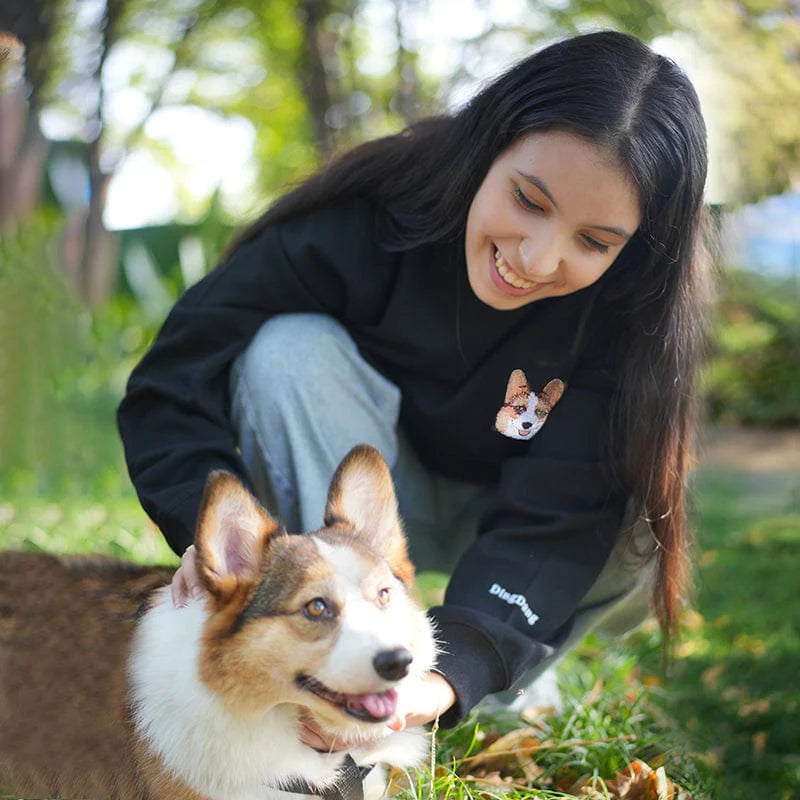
295, 673, 398, 723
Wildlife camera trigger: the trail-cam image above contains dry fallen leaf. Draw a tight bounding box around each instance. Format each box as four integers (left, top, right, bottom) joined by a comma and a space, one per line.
457, 726, 543, 775
462, 770, 516, 795
578, 758, 692, 800
579, 782, 609, 799
602, 759, 653, 800
518, 750, 545, 783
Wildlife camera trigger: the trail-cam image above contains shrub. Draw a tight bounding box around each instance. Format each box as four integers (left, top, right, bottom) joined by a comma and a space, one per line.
702, 269, 800, 426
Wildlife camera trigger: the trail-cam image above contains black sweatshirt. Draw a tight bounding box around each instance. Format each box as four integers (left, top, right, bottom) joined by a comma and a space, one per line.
117, 198, 629, 725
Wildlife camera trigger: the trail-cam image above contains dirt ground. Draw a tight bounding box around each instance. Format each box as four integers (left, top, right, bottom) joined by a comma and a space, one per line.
697, 426, 800, 472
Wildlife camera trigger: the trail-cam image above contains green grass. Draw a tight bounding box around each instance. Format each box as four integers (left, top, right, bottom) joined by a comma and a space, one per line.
626, 468, 800, 800
1, 461, 798, 799
390, 463, 800, 799
0, 489, 176, 566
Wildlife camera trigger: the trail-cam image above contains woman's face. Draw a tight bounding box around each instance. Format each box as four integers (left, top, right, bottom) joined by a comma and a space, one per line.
465, 130, 641, 310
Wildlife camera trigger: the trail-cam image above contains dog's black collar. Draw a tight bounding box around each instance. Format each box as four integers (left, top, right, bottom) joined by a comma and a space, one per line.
276, 755, 374, 800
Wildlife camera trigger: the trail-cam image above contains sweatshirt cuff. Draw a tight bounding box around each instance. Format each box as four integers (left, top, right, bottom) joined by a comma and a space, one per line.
427, 606, 553, 727
429, 614, 504, 727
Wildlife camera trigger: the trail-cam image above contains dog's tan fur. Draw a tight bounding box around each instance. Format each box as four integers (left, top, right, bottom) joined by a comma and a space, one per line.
0, 445, 435, 800
0, 554, 176, 798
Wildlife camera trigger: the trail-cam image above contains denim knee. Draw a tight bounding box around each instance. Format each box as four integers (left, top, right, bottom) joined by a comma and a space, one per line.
229, 313, 402, 529
230, 312, 401, 464
236, 313, 356, 394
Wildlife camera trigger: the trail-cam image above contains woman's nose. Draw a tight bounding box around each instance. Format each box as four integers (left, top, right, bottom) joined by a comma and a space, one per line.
519, 234, 561, 279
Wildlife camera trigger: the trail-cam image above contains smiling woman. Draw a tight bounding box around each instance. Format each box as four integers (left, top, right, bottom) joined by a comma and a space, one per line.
465, 130, 641, 310
117, 30, 709, 748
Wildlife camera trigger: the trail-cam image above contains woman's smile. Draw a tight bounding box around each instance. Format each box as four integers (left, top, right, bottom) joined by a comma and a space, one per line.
490, 245, 550, 295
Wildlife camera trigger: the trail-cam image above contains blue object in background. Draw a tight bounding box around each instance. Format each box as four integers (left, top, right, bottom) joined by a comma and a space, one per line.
724, 190, 800, 279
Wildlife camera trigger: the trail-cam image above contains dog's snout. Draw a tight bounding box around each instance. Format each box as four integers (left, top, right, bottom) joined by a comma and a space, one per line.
521, 421, 533, 429
373, 647, 413, 681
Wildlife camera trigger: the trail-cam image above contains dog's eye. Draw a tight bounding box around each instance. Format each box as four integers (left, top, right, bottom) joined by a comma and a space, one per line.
377, 587, 391, 607
513, 405, 527, 413
303, 598, 330, 619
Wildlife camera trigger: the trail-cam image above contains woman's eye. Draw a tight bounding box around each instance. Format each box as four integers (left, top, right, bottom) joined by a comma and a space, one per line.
513, 184, 611, 254
303, 598, 330, 619
377, 588, 391, 607
583, 235, 610, 254
513, 184, 543, 212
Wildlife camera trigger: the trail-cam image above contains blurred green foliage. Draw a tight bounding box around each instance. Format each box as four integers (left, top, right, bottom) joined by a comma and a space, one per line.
2, 211, 797, 498
0, 210, 81, 488
680, 0, 800, 205
703, 270, 800, 427
0, 211, 170, 497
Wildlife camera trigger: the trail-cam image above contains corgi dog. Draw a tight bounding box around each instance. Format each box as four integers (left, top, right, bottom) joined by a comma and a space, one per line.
494, 369, 565, 440
0, 445, 437, 800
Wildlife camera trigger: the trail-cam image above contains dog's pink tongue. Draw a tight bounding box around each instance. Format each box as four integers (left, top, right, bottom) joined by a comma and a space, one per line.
353, 688, 398, 720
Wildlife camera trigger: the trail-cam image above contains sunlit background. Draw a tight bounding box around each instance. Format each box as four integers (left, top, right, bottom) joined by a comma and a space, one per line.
1, 3, 799, 798
38, 0, 735, 231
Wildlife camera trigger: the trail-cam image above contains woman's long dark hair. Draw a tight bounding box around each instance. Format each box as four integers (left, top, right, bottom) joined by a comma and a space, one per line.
229, 31, 709, 641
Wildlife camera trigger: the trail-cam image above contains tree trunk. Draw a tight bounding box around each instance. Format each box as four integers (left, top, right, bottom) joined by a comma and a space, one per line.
0, 34, 48, 231
391, 0, 421, 124
300, 0, 336, 158
81, 137, 117, 306
75, 0, 125, 307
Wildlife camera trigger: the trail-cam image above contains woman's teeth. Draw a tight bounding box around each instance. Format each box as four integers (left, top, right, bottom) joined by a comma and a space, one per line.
494, 248, 535, 290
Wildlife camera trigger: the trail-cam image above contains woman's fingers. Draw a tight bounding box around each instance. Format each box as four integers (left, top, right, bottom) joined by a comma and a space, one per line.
183, 545, 204, 598
297, 710, 382, 752
171, 544, 205, 608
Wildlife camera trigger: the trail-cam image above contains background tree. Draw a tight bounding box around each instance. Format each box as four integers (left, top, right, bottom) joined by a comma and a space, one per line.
0, 11, 52, 229
682, 0, 799, 204
2, 0, 799, 306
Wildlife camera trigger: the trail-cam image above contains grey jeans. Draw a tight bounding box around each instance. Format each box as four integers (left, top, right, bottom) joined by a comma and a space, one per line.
229, 314, 653, 703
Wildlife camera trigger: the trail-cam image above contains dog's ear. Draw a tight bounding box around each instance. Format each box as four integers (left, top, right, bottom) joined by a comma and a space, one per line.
539, 378, 565, 410
194, 471, 281, 599
504, 369, 530, 402
324, 445, 415, 587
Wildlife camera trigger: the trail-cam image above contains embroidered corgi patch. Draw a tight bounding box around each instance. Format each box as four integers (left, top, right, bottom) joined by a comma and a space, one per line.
494, 369, 565, 440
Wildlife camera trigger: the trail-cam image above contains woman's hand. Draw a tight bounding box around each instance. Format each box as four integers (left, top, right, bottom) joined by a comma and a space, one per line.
171, 544, 207, 607
298, 710, 375, 753
385, 671, 456, 732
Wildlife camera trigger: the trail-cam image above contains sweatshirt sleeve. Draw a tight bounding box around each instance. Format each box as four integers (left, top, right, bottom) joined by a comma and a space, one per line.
117, 200, 395, 555
428, 348, 628, 726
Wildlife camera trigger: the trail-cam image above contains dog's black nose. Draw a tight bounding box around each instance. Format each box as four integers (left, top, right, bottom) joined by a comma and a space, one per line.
373, 647, 413, 681
521, 421, 533, 429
